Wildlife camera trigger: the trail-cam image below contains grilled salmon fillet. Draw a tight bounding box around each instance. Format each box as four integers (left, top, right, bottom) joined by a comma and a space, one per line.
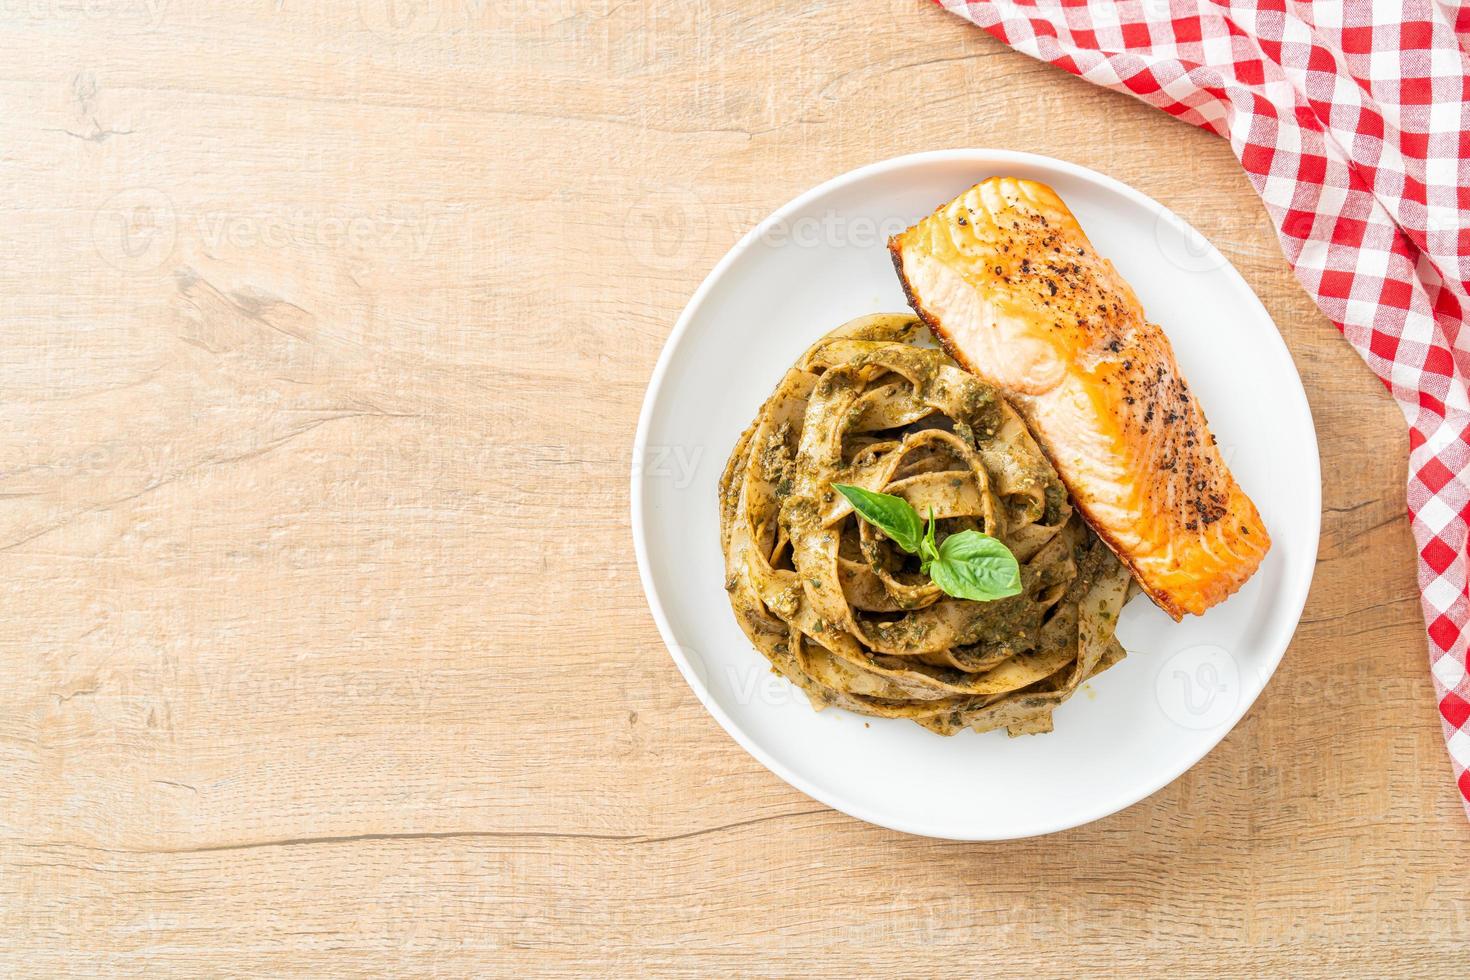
889, 177, 1269, 618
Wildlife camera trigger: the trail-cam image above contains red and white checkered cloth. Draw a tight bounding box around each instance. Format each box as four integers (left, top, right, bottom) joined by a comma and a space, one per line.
936, 0, 1470, 817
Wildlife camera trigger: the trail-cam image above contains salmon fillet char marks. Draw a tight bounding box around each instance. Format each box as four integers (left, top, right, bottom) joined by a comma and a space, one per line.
889, 177, 1269, 619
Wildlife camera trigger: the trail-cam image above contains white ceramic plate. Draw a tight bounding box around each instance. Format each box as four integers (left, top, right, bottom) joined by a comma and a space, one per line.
631, 149, 1319, 840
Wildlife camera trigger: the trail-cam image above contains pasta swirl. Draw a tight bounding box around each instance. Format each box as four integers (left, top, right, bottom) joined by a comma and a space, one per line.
718, 314, 1133, 736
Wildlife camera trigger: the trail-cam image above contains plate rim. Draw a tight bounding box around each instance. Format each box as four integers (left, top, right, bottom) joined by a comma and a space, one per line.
630, 148, 1321, 840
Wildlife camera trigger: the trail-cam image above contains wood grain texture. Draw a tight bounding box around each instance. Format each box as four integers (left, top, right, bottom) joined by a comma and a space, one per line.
2, 0, 1467, 975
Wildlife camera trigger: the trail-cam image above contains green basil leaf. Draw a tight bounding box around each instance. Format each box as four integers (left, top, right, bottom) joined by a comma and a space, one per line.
831, 483, 923, 555
928, 530, 1023, 602
920, 506, 939, 571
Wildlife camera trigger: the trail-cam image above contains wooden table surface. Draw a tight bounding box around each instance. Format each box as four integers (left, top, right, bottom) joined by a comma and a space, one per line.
4, 1, 1468, 975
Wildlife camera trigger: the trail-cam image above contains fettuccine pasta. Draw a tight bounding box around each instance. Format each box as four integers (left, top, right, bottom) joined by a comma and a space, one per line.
718, 314, 1133, 736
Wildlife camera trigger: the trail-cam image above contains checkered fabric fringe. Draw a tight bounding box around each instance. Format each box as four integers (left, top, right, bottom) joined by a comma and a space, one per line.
937, 0, 1470, 817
